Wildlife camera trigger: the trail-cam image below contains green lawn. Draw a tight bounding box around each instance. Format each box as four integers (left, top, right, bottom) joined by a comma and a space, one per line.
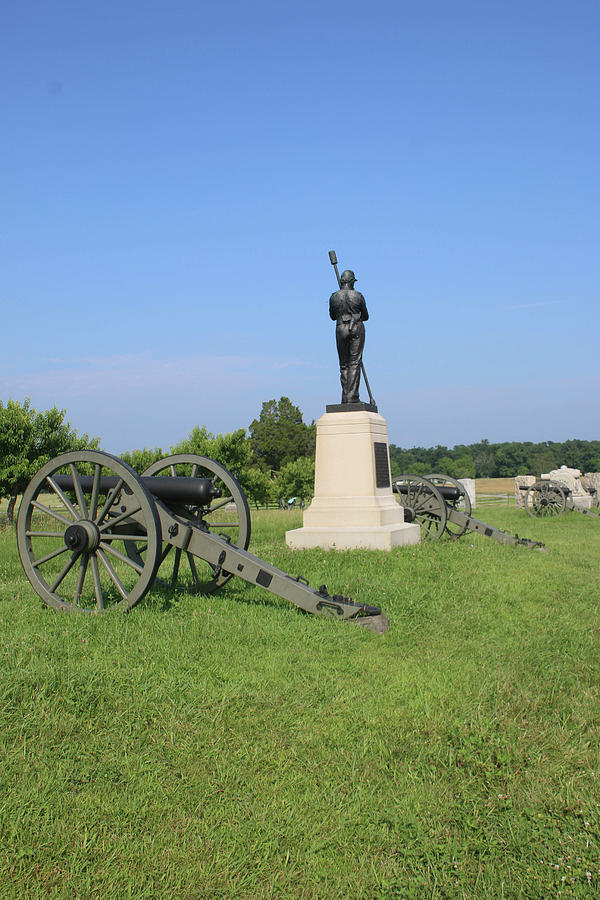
0, 506, 599, 898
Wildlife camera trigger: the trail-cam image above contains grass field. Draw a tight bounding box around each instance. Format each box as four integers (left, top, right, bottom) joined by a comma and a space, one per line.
474, 478, 515, 495
1, 504, 599, 898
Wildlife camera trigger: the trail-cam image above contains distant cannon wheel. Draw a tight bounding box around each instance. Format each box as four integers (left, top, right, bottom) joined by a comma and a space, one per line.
426, 473, 471, 538
524, 480, 567, 518
393, 475, 447, 539
140, 454, 251, 594
16, 450, 161, 612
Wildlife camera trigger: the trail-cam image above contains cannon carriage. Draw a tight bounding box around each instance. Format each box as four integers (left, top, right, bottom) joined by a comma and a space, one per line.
16, 450, 389, 633
520, 480, 600, 518
392, 473, 545, 549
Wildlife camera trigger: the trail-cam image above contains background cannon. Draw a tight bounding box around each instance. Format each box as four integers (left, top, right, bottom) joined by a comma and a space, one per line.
16, 450, 388, 633
521, 480, 600, 518
393, 473, 545, 549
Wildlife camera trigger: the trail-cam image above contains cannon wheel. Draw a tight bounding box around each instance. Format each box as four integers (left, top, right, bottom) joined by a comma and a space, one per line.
139, 454, 251, 594
393, 475, 447, 539
524, 480, 567, 518
426, 473, 472, 538
16, 450, 161, 612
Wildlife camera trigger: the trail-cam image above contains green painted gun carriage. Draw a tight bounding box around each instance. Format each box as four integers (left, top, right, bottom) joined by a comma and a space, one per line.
520, 480, 600, 518
16, 450, 389, 633
393, 474, 545, 549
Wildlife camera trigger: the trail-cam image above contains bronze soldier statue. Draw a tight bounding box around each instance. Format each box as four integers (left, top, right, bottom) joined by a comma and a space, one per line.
329, 269, 369, 404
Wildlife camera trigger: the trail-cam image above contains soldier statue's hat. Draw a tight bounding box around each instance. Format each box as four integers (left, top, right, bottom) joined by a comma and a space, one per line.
340, 269, 357, 284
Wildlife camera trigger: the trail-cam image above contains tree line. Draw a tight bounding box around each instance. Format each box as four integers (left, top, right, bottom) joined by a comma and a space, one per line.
3, 396, 599, 523
388, 438, 600, 479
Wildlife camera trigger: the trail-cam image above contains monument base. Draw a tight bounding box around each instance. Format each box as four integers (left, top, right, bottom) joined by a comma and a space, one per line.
286, 522, 420, 551
286, 409, 420, 551
572, 495, 593, 510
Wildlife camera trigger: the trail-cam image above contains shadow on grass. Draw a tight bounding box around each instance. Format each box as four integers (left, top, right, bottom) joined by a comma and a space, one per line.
138, 575, 289, 615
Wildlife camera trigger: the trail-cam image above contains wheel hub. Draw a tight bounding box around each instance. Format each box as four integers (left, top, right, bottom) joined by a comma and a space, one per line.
64, 521, 100, 553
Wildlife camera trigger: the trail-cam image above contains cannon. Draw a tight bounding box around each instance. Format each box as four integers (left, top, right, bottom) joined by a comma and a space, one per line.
521, 480, 600, 518
392, 473, 545, 549
16, 450, 389, 633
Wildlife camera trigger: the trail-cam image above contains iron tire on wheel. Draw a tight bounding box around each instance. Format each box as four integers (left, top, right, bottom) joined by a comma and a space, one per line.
17, 450, 161, 612
140, 453, 251, 594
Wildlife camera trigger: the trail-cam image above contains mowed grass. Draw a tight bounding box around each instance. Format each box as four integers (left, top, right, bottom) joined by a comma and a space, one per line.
0, 505, 599, 898
474, 478, 516, 495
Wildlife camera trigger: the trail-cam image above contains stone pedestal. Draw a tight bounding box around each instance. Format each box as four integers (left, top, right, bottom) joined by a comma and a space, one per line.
572, 494, 593, 510
515, 475, 536, 509
458, 478, 476, 509
582, 473, 600, 507
286, 410, 420, 551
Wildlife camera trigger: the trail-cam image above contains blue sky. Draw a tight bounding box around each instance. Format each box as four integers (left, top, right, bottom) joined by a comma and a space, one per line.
2, 0, 598, 453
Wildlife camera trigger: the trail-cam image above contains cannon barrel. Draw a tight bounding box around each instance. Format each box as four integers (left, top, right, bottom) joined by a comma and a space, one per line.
519, 481, 571, 493
393, 482, 461, 502
53, 474, 222, 506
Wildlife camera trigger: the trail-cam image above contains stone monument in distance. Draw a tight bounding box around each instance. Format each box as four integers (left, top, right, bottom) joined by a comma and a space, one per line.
285, 253, 420, 551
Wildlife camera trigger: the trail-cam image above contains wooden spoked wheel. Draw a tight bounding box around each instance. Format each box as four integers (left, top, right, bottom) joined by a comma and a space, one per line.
426, 473, 471, 538
524, 480, 567, 518
17, 451, 161, 612
140, 454, 251, 594
393, 475, 447, 539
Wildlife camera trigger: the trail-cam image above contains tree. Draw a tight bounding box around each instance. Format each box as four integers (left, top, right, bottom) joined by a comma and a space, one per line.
123, 426, 269, 502
242, 467, 273, 508
494, 443, 530, 477
388, 445, 419, 476
435, 456, 456, 477
121, 447, 165, 474
0, 399, 98, 524
249, 397, 315, 472
559, 439, 600, 473
529, 448, 558, 478
472, 440, 496, 478
33, 405, 98, 464
170, 425, 252, 478
450, 454, 476, 479
0, 399, 34, 524
271, 456, 315, 504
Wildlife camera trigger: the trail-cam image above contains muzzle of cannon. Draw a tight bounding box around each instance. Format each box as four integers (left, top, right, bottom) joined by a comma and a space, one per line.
16, 450, 389, 633
393, 474, 546, 549
520, 480, 600, 519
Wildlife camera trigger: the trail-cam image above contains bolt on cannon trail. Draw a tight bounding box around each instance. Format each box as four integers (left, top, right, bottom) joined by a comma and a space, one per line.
16, 450, 389, 634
